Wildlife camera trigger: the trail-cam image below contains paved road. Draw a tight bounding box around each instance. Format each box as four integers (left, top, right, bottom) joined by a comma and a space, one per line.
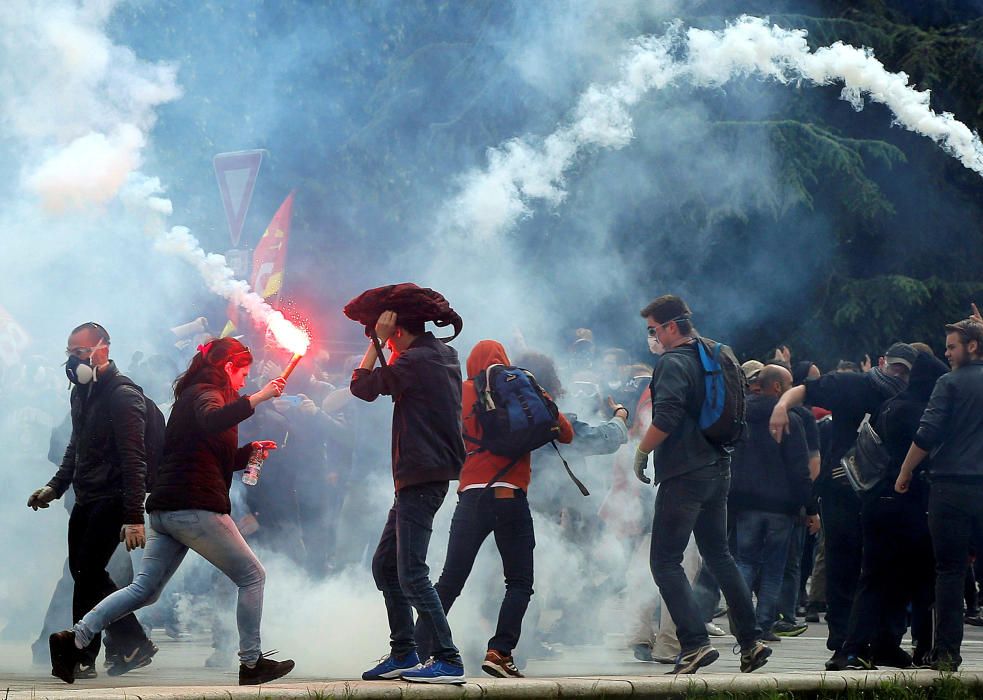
4, 618, 983, 694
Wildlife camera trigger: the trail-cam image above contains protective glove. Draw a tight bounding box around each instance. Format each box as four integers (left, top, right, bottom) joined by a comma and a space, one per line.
27, 486, 56, 510
120, 524, 147, 551
633, 446, 652, 485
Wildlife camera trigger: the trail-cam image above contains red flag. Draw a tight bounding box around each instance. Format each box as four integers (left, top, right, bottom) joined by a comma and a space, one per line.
251, 192, 294, 302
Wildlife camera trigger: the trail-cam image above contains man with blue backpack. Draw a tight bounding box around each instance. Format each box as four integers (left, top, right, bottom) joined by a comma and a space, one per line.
632, 295, 771, 675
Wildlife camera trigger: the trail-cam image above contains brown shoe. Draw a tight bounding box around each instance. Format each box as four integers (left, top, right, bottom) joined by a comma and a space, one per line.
481, 649, 523, 678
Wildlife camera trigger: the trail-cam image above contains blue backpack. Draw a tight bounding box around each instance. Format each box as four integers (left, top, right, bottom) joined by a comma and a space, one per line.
464, 364, 589, 496
695, 338, 746, 447
467, 364, 561, 457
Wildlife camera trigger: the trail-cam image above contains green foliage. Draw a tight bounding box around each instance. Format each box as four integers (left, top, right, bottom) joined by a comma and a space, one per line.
712, 121, 905, 221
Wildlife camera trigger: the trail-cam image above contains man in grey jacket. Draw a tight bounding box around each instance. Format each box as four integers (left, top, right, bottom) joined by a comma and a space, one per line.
633, 295, 770, 675
896, 318, 983, 670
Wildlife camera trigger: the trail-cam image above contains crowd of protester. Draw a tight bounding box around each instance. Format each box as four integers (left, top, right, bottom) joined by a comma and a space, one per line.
8, 292, 983, 684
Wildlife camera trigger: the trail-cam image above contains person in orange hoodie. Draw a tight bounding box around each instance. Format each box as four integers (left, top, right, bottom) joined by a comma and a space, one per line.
414, 340, 586, 678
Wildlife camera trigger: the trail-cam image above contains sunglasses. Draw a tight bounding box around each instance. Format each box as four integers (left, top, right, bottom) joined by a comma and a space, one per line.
647, 315, 691, 336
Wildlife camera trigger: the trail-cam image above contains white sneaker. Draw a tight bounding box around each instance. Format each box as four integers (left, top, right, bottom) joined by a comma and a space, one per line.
706, 622, 726, 637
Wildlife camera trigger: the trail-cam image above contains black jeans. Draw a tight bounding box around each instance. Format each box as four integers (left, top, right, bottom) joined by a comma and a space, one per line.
842, 493, 933, 659
416, 488, 535, 657
651, 462, 761, 653
68, 498, 148, 664
928, 481, 983, 668
818, 486, 862, 652
371, 482, 462, 664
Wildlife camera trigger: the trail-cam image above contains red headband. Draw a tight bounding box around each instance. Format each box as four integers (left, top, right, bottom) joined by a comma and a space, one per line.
197, 341, 215, 358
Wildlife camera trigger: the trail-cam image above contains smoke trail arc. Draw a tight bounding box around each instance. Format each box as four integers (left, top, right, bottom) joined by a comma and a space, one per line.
447, 15, 983, 241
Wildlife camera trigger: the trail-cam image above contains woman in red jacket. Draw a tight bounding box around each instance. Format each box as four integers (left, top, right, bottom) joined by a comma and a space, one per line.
413, 339, 577, 678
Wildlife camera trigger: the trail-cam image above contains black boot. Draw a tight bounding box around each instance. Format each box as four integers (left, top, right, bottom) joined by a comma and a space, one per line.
239, 653, 295, 685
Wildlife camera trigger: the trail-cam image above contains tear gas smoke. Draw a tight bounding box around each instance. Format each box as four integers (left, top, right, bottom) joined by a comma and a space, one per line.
1, 0, 979, 684
447, 15, 983, 241
155, 228, 310, 355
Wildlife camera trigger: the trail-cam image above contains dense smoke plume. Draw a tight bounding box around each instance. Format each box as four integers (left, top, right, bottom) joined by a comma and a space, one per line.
1, 0, 981, 682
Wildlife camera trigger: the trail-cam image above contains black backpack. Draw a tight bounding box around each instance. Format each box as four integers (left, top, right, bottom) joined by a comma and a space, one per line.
104, 375, 166, 492
694, 337, 746, 446
464, 364, 589, 496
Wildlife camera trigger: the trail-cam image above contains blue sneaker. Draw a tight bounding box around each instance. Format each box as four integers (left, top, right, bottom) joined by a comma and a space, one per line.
362, 651, 421, 680
401, 657, 465, 684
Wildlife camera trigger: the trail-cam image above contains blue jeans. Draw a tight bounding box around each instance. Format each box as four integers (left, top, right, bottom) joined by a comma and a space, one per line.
651, 462, 761, 653
74, 510, 267, 665
372, 482, 461, 664
777, 521, 807, 622
416, 488, 535, 657
732, 510, 795, 632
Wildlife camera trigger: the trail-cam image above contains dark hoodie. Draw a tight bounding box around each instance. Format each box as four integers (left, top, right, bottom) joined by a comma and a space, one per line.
875, 351, 948, 499
459, 340, 573, 491
146, 365, 255, 514
730, 393, 812, 515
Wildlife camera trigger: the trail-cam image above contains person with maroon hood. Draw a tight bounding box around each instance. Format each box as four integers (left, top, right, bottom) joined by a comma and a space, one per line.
414, 340, 576, 678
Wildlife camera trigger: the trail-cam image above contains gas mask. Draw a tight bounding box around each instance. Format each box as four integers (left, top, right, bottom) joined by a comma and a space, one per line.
648, 336, 665, 356
65, 342, 106, 385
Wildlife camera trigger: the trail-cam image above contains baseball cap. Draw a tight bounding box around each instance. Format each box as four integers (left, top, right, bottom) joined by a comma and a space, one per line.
741, 360, 764, 383
883, 342, 918, 370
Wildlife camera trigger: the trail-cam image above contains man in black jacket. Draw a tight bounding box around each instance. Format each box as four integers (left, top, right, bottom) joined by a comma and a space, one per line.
730, 365, 812, 640
350, 310, 466, 685
896, 319, 983, 670
770, 341, 917, 669
27, 322, 156, 677
633, 295, 771, 675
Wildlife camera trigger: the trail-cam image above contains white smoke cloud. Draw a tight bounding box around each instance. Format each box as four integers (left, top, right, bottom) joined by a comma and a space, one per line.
447, 15, 983, 242
0, 0, 181, 210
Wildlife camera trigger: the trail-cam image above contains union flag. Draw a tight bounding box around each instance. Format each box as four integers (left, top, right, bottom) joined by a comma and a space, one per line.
220, 191, 294, 338
251, 191, 294, 301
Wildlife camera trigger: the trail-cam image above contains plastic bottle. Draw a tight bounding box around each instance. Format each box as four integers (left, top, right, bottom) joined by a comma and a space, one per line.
242, 445, 266, 486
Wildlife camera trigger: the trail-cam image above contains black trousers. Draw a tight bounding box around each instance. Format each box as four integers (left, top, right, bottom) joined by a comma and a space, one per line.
928, 481, 983, 669
842, 493, 933, 659
818, 486, 863, 652
416, 488, 535, 657
68, 498, 148, 664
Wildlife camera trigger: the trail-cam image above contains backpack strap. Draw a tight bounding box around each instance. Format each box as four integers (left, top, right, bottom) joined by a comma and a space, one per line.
463, 432, 486, 454
370, 330, 389, 368
551, 441, 590, 497
479, 442, 589, 497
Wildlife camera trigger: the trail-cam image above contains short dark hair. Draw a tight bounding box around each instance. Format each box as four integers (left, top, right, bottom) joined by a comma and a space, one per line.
514, 351, 563, 398
400, 319, 426, 335
946, 319, 983, 349
640, 295, 693, 334
836, 360, 860, 373
70, 322, 110, 344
